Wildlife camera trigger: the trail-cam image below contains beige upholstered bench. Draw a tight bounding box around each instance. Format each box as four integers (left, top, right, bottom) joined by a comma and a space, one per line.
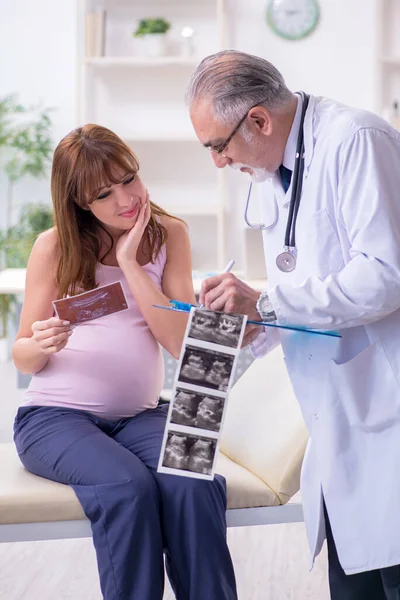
0, 347, 308, 543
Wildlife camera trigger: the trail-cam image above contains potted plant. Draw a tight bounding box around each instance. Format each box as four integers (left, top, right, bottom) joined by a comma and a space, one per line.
0, 95, 53, 361
0, 94, 53, 229
0, 294, 14, 362
133, 17, 171, 58
0, 203, 53, 361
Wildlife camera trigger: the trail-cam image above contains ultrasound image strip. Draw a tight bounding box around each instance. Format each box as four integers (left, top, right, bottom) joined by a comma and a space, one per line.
158, 307, 248, 480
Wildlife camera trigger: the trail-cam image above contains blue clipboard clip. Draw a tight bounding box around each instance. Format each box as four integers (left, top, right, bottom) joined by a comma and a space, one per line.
153, 300, 341, 339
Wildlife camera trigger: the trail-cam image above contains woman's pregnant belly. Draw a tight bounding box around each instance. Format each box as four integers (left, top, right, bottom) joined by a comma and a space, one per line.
23, 316, 165, 419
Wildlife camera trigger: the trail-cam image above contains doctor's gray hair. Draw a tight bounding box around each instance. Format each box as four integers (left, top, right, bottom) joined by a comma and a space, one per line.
186, 50, 293, 125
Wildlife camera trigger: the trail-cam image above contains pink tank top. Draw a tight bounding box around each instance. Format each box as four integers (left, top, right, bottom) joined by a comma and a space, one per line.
22, 246, 166, 419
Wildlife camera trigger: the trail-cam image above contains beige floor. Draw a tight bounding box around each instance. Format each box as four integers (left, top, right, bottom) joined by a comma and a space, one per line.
0, 360, 330, 600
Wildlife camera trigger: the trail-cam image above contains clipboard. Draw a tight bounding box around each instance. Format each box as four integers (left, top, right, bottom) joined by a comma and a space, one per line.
153, 300, 341, 339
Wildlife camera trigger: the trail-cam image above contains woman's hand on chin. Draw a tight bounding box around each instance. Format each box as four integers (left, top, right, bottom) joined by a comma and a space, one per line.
116, 194, 151, 268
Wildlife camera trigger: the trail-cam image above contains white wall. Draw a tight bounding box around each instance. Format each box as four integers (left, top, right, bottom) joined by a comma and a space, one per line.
0, 0, 78, 225
231, 0, 379, 111
0, 0, 379, 250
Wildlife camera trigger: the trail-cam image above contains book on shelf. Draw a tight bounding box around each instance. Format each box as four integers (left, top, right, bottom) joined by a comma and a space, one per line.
85, 8, 106, 58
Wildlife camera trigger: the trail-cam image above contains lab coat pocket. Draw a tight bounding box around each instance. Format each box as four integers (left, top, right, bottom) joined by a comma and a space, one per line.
329, 341, 400, 431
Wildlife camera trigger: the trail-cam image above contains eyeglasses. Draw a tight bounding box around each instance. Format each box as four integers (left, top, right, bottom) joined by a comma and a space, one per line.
208, 98, 268, 156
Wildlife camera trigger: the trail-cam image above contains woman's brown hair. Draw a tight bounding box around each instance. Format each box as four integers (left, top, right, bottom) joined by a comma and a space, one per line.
51, 124, 179, 298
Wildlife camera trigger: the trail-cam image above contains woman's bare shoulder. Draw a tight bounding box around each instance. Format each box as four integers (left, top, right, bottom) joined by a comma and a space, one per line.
33, 226, 58, 249
29, 227, 60, 267
158, 214, 188, 237
157, 214, 192, 272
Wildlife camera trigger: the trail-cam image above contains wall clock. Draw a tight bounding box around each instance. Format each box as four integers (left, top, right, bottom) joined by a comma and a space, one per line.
267, 0, 320, 41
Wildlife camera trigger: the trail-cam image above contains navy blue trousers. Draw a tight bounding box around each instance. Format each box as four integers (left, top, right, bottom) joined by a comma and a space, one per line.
14, 404, 237, 600
325, 505, 400, 599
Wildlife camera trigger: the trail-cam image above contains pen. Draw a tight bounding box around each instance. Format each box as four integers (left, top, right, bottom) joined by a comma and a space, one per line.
198, 259, 235, 309
221, 259, 235, 273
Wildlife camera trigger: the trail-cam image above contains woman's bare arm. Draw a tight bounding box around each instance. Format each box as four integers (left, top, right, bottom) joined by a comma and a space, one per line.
119, 215, 196, 359
12, 229, 72, 374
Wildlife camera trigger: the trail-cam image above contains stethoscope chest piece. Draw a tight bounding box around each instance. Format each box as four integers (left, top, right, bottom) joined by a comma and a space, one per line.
276, 250, 296, 273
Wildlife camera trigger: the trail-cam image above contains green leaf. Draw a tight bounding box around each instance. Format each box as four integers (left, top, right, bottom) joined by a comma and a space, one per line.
0, 94, 53, 183
133, 17, 171, 37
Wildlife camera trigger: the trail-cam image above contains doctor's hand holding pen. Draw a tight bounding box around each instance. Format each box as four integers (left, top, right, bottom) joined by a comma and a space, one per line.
199, 261, 263, 347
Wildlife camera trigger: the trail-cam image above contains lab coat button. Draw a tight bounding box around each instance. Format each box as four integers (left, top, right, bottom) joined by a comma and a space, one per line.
313, 413, 319, 419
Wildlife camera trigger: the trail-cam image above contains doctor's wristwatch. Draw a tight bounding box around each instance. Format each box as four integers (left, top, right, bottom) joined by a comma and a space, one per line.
256, 289, 277, 323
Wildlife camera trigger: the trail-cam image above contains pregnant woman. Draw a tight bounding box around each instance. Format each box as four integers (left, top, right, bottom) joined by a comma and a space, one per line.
12, 124, 237, 600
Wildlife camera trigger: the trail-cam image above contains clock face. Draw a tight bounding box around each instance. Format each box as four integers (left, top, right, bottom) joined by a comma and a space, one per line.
267, 0, 319, 41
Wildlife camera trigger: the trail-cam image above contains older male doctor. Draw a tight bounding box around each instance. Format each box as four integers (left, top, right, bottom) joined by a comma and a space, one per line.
187, 50, 400, 599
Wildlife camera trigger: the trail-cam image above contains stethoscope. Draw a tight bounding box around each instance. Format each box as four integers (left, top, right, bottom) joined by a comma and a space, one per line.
244, 91, 310, 273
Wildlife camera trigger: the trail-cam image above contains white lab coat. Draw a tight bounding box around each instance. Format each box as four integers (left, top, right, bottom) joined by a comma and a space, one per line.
252, 94, 400, 574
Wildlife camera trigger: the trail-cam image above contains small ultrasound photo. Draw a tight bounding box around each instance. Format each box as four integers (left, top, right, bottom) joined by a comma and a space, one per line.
162, 431, 217, 476
53, 281, 128, 325
188, 309, 245, 349
170, 388, 225, 432
178, 345, 235, 392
